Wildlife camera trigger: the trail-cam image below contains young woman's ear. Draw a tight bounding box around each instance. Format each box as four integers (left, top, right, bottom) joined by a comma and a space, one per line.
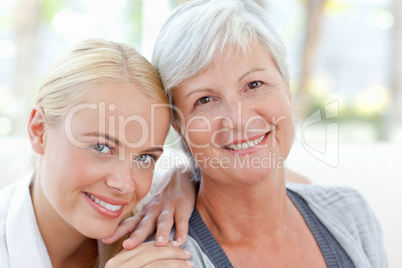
28, 106, 47, 155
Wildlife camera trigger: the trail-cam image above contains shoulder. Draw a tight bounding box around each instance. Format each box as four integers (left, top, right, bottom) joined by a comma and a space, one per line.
0, 179, 23, 236
0, 235, 10, 267
287, 183, 388, 267
166, 228, 216, 268
0, 180, 23, 268
286, 183, 371, 217
286, 183, 379, 232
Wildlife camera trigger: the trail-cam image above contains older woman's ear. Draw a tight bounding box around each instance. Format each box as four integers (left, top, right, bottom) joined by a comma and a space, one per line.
286, 82, 292, 102
28, 106, 46, 155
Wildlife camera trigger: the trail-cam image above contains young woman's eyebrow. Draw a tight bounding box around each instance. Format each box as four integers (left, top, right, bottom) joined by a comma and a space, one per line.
82, 132, 120, 145
142, 147, 164, 154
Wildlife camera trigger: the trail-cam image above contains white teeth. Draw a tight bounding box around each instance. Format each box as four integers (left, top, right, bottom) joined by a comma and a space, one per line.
225, 133, 267, 151
247, 141, 255, 147
86, 193, 123, 212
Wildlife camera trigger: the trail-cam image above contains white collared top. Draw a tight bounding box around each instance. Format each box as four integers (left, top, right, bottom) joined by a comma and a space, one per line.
0, 173, 52, 267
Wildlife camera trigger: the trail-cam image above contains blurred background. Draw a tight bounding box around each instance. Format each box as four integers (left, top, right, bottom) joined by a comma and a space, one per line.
0, 0, 401, 142
0, 0, 401, 266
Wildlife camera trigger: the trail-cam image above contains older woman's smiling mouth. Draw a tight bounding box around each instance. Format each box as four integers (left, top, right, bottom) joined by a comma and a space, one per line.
222, 132, 269, 151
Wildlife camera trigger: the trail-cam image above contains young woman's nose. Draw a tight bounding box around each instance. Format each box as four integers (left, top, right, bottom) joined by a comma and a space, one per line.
105, 161, 136, 194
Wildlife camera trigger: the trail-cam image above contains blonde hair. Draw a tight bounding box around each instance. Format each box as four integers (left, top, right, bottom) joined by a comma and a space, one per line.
34, 39, 167, 266
36, 39, 167, 127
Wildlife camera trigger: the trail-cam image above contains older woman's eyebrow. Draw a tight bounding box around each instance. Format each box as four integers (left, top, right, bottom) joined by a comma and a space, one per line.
185, 88, 215, 99
82, 132, 120, 145
238, 68, 266, 82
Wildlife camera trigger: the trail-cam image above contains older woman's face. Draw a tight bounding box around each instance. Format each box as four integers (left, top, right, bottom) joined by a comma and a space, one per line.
174, 42, 295, 184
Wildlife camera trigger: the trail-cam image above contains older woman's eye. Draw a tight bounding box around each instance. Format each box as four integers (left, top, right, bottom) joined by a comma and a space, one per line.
197, 96, 212, 105
93, 144, 112, 154
247, 81, 262, 90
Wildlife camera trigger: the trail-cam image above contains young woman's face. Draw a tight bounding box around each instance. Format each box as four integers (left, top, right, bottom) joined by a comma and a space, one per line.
37, 82, 170, 239
173, 42, 295, 185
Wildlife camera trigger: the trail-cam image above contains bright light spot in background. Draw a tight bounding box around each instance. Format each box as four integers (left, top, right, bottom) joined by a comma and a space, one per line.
309, 74, 341, 104
0, 86, 11, 109
142, 0, 171, 60
355, 83, 392, 116
0, 117, 12, 136
374, 11, 394, 30
84, 0, 126, 19
52, 10, 100, 43
310, 74, 337, 97
0, 40, 16, 59
0, 1, 15, 8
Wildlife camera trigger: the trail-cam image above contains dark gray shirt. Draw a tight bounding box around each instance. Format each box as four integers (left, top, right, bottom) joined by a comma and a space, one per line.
173, 184, 387, 267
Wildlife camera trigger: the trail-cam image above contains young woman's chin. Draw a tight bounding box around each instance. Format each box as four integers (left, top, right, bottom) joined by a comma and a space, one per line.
72, 213, 128, 240
78, 223, 119, 240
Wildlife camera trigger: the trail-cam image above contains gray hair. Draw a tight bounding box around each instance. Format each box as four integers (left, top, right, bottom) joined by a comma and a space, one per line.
152, 0, 289, 101
152, 0, 290, 182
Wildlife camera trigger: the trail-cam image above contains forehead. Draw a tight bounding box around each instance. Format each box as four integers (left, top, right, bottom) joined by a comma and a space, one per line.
68, 82, 169, 141
176, 43, 278, 90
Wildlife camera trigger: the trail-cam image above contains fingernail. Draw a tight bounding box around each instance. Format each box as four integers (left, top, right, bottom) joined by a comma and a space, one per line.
183, 249, 191, 256
122, 239, 132, 246
177, 237, 182, 246
186, 260, 194, 266
157, 236, 164, 244
172, 240, 179, 247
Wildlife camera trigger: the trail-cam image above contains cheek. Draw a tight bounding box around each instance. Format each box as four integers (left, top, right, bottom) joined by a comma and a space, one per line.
135, 172, 154, 200
48, 149, 107, 198
184, 117, 213, 146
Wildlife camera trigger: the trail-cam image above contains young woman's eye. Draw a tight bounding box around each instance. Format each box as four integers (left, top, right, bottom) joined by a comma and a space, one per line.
136, 154, 157, 164
247, 81, 263, 90
196, 96, 212, 105
93, 144, 112, 154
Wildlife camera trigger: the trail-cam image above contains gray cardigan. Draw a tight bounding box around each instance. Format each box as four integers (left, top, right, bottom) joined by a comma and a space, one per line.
174, 184, 388, 268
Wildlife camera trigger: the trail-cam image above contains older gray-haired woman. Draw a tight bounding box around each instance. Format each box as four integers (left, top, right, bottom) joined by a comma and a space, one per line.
149, 0, 387, 267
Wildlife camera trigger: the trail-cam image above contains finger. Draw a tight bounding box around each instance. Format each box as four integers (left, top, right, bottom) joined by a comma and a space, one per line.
123, 215, 157, 250
102, 215, 144, 244
127, 247, 191, 268
112, 241, 181, 263
173, 213, 190, 246
144, 259, 194, 268
110, 246, 191, 268
155, 210, 175, 247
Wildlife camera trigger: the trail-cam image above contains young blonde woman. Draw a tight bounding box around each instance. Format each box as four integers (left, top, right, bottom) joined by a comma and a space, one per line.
0, 39, 194, 267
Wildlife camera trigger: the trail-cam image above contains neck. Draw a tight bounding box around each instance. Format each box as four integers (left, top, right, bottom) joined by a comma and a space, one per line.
196, 168, 291, 245
31, 176, 98, 267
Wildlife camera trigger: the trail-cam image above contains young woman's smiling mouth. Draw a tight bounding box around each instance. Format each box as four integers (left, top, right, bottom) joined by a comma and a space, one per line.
83, 192, 127, 219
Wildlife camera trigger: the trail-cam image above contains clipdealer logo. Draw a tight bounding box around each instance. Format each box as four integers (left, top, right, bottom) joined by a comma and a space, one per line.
301, 100, 339, 167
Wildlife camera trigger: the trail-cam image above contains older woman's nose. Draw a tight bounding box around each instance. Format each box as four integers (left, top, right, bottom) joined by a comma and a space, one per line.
105, 160, 136, 194
220, 99, 257, 130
